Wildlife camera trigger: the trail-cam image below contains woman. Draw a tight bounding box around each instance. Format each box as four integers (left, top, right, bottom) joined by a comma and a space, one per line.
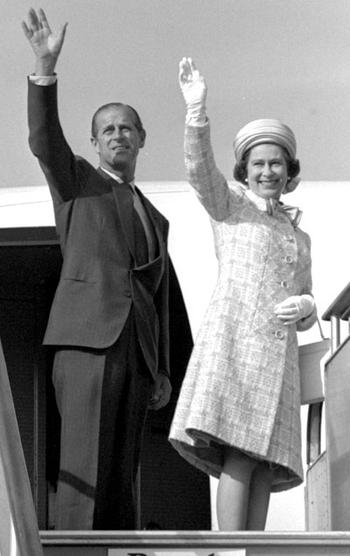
169, 58, 317, 530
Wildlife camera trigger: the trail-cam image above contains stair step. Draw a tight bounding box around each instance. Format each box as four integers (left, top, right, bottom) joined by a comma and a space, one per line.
40, 531, 350, 556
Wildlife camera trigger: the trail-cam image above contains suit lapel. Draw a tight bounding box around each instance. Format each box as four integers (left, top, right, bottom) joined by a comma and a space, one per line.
97, 168, 166, 262
135, 186, 165, 255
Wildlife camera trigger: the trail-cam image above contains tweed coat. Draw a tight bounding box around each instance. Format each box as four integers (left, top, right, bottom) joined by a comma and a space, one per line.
169, 122, 317, 492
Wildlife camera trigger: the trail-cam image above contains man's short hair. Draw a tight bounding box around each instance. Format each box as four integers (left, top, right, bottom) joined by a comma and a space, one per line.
91, 103, 145, 138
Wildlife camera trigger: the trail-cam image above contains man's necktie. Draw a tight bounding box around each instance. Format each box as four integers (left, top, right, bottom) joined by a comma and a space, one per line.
132, 196, 149, 265
130, 185, 157, 262
120, 182, 152, 265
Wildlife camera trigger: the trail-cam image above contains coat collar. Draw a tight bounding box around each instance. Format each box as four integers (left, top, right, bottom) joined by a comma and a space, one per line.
244, 187, 302, 227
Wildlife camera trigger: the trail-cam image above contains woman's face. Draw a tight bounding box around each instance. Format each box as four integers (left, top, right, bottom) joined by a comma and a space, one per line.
246, 143, 288, 200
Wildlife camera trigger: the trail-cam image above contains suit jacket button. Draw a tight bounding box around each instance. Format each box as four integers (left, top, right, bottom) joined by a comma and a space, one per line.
125, 291, 131, 298
275, 329, 285, 340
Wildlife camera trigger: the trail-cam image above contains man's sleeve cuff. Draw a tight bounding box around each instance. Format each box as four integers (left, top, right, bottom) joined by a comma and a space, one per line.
28, 74, 57, 86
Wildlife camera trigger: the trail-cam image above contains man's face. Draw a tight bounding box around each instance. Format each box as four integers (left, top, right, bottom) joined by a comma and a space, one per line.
91, 105, 145, 179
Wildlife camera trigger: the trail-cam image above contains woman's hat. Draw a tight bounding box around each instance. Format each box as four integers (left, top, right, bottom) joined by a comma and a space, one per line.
233, 118, 297, 163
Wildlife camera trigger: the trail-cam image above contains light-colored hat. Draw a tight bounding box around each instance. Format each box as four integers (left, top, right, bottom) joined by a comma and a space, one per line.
233, 118, 297, 163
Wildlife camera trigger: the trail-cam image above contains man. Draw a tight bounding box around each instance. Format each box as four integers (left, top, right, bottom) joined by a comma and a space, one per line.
22, 8, 171, 530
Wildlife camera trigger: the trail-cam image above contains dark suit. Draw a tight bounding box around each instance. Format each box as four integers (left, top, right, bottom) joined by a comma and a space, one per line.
28, 79, 170, 529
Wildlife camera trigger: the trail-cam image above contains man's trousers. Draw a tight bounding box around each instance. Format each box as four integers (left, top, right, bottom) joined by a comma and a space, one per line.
52, 313, 152, 530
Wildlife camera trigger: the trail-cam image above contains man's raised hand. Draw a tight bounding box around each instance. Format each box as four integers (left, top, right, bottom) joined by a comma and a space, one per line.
22, 8, 67, 75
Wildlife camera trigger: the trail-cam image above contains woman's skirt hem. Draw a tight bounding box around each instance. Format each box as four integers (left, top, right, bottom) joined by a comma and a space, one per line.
169, 426, 303, 493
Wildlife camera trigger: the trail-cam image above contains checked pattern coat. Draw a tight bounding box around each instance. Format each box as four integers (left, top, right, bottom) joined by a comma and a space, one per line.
169, 122, 317, 492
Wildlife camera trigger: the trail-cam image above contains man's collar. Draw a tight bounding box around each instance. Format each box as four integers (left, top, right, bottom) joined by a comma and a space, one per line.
99, 167, 135, 188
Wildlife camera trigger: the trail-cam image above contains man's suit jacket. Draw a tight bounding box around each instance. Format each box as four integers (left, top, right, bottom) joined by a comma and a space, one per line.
27, 79, 170, 379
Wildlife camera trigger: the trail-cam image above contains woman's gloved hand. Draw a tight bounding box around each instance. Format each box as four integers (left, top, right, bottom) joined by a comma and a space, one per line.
274, 294, 315, 325
178, 57, 207, 124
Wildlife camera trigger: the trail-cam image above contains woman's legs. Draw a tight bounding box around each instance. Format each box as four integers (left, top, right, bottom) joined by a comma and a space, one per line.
216, 446, 273, 531
216, 447, 256, 530
246, 463, 273, 530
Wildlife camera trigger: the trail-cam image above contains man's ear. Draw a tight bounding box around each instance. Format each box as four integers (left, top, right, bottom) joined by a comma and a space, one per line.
90, 136, 100, 154
139, 129, 146, 149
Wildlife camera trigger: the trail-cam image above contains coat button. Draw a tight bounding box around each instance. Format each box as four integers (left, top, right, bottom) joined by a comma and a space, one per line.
280, 280, 288, 287
275, 329, 285, 340
285, 255, 293, 264
125, 291, 131, 298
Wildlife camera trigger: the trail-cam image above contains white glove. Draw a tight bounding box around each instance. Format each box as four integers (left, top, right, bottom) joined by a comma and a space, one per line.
178, 57, 207, 125
274, 294, 315, 325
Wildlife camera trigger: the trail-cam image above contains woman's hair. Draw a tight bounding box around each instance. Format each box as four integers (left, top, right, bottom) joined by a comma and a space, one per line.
233, 145, 300, 186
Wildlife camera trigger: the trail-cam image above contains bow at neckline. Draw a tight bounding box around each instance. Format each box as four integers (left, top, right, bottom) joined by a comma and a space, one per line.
266, 198, 302, 227
244, 188, 302, 227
